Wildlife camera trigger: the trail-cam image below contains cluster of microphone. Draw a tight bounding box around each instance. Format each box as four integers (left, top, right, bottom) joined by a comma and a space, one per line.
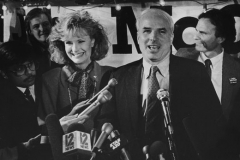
44, 78, 176, 160
45, 78, 131, 160
46, 114, 131, 160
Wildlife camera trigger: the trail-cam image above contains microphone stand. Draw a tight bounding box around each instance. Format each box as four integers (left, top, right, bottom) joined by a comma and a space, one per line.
159, 94, 178, 160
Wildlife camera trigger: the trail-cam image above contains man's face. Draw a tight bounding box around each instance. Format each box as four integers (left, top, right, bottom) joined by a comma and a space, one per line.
137, 12, 173, 65
29, 14, 51, 43
6, 61, 36, 88
194, 18, 223, 55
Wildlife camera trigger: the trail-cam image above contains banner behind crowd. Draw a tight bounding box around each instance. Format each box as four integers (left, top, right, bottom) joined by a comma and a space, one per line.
2, 1, 240, 67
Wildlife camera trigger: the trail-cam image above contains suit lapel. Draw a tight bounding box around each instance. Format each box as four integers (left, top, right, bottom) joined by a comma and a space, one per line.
169, 55, 179, 113
222, 53, 235, 118
10, 85, 37, 112
91, 62, 102, 93
61, 66, 78, 105
125, 59, 143, 132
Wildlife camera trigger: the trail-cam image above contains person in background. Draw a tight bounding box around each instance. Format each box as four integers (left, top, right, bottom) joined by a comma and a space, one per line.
97, 8, 226, 160
0, 41, 51, 160
38, 11, 114, 133
25, 8, 60, 77
175, 9, 240, 122
48, 39, 67, 66
51, 17, 59, 26
47, 16, 66, 68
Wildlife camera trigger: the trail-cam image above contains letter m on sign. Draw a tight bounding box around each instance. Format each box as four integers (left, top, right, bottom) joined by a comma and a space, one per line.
111, 6, 141, 54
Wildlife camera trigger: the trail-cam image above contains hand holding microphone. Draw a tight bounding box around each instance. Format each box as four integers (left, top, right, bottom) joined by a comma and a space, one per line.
23, 134, 41, 150
67, 99, 90, 116
60, 114, 89, 133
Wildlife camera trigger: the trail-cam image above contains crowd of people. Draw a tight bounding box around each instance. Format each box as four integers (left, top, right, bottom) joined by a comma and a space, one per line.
0, 6, 240, 160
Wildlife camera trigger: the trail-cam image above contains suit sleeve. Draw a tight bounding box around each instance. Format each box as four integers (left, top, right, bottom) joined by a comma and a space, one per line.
38, 73, 59, 122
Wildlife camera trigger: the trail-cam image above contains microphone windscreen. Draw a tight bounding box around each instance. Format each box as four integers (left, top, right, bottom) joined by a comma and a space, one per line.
45, 114, 67, 160
142, 145, 149, 155
66, 123, 86, 133
149, 141, 167, 157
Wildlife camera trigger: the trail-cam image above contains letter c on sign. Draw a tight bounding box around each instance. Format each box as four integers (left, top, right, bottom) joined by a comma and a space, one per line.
173, 17, 198, 50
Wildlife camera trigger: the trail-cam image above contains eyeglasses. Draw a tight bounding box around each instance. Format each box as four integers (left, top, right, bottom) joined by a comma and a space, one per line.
8, 61, 39, 76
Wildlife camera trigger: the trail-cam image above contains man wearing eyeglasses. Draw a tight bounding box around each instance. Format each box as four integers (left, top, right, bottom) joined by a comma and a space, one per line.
0, 41, 52, 160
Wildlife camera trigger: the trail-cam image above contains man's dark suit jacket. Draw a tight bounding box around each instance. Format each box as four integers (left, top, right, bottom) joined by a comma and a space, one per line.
97, 54, 226, 160
175, 47, 240, 121
0, 77, 41, 159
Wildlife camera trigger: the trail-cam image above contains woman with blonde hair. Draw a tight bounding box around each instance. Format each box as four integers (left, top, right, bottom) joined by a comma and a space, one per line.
39, 11, 113, 132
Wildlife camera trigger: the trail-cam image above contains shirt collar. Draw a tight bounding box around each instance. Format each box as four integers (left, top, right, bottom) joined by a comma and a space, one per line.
63, 62, 93, 81
17, 85, 34, 93
200, 49, 224, 69
143, 54, 170, 79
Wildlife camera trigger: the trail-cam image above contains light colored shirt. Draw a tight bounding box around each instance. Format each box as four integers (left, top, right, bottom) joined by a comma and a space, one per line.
17, 85, 35, 101
198, 51, 224, 103
141, 55, 170, 107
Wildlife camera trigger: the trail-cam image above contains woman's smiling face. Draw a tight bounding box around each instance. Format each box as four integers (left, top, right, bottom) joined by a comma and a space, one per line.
63, 30, 95, 69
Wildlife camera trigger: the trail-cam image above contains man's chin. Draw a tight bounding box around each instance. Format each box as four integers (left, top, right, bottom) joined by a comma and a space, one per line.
37, 36, 47, 43
26, 80, 35, 87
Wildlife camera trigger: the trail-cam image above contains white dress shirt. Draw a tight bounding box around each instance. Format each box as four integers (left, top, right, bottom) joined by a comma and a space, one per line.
17, 85, 35, 101
141, 55, 170, 107
198, 51, 224, 103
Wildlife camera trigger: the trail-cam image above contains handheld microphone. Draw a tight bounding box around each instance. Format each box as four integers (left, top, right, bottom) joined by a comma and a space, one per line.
156, 89, 173, 134
78, 90, 112, 118
91, 123, 113, 159
86, 78, 117, 104
108, 130, 131, 160
62, 123, 92, 158
143, 145, 151, 160
91, 128, 99, 147
45, 114, 67, 160
157, 89, 178, 160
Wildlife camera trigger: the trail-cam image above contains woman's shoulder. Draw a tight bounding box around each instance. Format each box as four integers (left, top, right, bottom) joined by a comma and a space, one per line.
42, 67, 64, 83
100, 65, 115, 73
94, 61, 115, 74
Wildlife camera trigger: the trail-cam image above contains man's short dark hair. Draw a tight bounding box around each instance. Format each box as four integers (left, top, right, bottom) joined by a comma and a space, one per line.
198, 9, 236, 49
25, 8, 52, 35
0, 41, 35, 71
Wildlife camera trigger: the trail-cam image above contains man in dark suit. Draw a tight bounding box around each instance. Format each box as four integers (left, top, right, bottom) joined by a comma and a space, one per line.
0, 41, 51, 160
175, 9, 240, 122
97, 8, 226, 160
